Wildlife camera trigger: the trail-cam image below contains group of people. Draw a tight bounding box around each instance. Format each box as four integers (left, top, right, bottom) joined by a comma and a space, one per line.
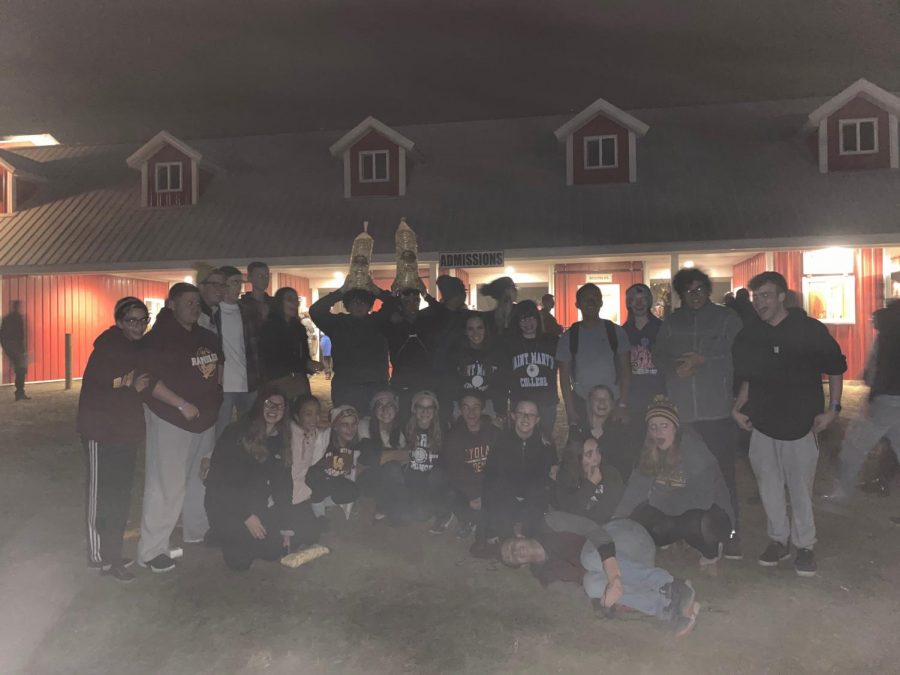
78, 256, 900, 639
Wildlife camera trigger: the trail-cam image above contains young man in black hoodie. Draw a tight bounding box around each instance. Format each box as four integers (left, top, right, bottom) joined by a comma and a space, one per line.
137, 283, 224, 573
483, 399, 558, 539
732, 272, 846, 577
77, 297, 151, 582
310, 282, 392, 414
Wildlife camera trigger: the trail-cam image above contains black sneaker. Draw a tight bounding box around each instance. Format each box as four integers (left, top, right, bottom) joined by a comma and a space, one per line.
665, 578, 697, 621
672, 600, 700, 638
101, 564, 135, 583
722, 534, 743, 560
455, 522, 476, 540
429, 512, 454, 535
794, 548, 817, 577
139, 554, 177, 573
758, 541, 791, 567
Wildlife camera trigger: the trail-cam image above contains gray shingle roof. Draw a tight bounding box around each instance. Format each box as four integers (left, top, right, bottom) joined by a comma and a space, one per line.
1, 95, 899, 272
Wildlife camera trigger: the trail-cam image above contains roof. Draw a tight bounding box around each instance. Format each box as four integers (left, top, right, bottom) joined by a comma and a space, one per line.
328, 117, 416, 156
806, 78, 900, 128
0, 149, 49, 182
1, 94, 899, 273
554, 98, 650, 140
125, 130, 203, 169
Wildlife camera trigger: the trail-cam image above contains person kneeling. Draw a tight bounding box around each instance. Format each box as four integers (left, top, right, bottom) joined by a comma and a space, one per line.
204, 387, 294, 571
615, 396, 734, 567
500, 510, 700, 637
305, 405, 361, 522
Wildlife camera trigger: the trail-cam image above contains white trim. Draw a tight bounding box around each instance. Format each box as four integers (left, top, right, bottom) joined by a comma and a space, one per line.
140, 164, 148, 206
565, 136, 573, 186
126, 130, 202, 169
628, 131, 637, 183
328, 116, 415, 156
765, 251, 775, 271
191, 160, 199, 205
807, 78, 900, 128
554, 97, 650, 140
838, 118, 879, 155
7, 174, 15, 214
890, 114, 899, 169
358, 150, 390, 183
154, 162, 183, 193
583, 135, 618, 169
398, 147, 406, 196
342, 151, 351, 199
818, 119, 829, 174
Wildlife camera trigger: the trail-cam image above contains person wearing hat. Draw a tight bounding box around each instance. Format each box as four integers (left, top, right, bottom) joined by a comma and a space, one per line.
480, 276, 517, 338
77, 297, 151, 582
622, 284, 665, 423
304, 405, 361, 520
615, 396, 733, 567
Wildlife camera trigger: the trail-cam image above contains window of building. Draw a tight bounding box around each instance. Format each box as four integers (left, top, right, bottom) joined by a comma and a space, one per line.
155, 162, 183, 192
359, 150, 390, 182
839, 119, 878, 155
584, 136, 618, 169
802, 248, 856, 324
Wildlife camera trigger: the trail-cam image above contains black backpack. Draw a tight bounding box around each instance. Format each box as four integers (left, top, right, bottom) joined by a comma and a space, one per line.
568, 319, 621, 386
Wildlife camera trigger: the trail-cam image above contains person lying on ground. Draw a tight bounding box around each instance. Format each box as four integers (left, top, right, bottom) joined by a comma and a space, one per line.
500, 510, 700, 637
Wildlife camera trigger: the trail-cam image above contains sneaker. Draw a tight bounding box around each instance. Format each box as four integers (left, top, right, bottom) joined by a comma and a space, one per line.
722, 534, 743, 560
101, 564, 135, 583
429, 512, 454, 535
139, 554, 177, 573
182, 536, 205, 544
89, 557, 134, 569
455, 522, 476, 540
758, 541, 791, 567
665, 579, 697, 620
794, 548, 817, 577
15, 392, 31, 401
672, 601, 701, 638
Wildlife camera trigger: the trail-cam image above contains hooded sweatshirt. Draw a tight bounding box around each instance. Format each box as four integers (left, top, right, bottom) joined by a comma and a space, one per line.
141, 308, 224, 433
77, 326, 146, 445
444, 417, 500, 500
456, 344, 504, 410
504, 334, 560, 405
484, 428, 558, 500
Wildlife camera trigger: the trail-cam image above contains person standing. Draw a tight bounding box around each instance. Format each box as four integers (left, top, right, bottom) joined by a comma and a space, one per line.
138, 283, 224, 573
241, 261, 274, 322
557, 284, 631, 427
259, 287, 318, 398
319, 333, 333, 380
197, 268, 226, 339
539, 294, 563, 338
653, 267, 743, 558
622, 284, 665, 420
427, 275, 471, 424
454, 313, 504, 420
480, 276, 517, 338
0, 300, 29, 401
732, 271, 846, 577
77, 297, 151, 582
215, 266, 261, 438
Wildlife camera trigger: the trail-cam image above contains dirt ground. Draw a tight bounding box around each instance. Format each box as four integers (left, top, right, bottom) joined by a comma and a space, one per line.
1, 377, 899, 675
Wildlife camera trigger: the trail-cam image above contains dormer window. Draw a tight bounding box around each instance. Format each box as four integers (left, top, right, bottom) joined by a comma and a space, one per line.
155, 162, 183, 192
839, 119, 877, 155
584, 136, 618, 169
359, 150, 390, 182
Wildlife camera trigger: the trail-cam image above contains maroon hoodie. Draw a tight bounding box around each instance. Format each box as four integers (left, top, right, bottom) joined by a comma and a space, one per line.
141, 308, 224, 433
77, 326, 146, 446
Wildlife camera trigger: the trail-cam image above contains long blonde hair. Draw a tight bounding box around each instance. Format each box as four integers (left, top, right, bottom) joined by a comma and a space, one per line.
637, 430, 682, 478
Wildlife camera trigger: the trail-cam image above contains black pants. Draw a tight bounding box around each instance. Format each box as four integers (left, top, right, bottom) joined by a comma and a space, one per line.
214, 510, 283, 571
631, 502, 732, 559
691, 418, 739, 532
330, 380, 385, 416
376, 461, 451, 523
83, 440, 137, 567
484, 483, 548, 540
305, 466, 359, 505
14, 366, 27, 396
282, 500, 322, 547
451, 490, 488, 541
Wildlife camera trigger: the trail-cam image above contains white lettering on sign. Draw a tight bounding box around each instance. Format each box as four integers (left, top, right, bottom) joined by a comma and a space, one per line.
439, 251, 505, 268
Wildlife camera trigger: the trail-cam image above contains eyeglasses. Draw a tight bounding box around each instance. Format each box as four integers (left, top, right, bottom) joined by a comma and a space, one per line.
264, 400, 286, 411
515, 412, 539, 420
123, 317, 151, 326
685, 287, 708, 296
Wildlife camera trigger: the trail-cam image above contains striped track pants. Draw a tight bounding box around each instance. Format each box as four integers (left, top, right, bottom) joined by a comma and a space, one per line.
84, 440, 137, 567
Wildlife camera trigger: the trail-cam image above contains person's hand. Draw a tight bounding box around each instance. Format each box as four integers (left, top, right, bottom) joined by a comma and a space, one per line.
199, 457, 210, 481
281, 532, 293, 549
549, 465, 559, 481
469, 497, 482, 511
244, 514, 267, 539
676, 352, 705, 378
732, 409, 753, 432
133, 373, 150, 393
179, 402, 200, 421
812, 410, 838, 434
610, 404, 629, 424
586, 464, 602, 485
601, 576, 624, 608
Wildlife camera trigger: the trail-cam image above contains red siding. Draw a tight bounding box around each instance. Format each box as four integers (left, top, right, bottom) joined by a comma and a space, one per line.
732, 253, 766, 290
277, 273, 312, 308
572, 115, 630, 185
148, 145, 193, 207
2, 274, 168, 383
349, 131, 401, 197
553, 262, 644, 327
826, 97, 891, 172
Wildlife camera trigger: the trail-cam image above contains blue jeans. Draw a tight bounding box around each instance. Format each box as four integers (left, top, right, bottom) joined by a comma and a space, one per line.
580, 519, 673, 619
215, 391, 257, 439
838, 395, 900, 493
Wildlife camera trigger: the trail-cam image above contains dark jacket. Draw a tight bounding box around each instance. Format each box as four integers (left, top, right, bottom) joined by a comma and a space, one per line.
456, 344, 505, 411
504, 334, 560, 405
259, 314, 311, 382
872, 303, 900, 397
204, 421, 293, 529
484, 428, 558, 500
77, 326, 146, 446
732, 307, 847, 440
555, 465, 624, 527
141, 308, 224, 433
310, 290, 389, 387
444, 418, 500, 500
379, 294, 441, 390
0, 311, 25, 358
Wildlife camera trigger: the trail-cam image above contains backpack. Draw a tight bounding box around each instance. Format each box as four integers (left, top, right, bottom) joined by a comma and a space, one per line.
568, 319, 621, 387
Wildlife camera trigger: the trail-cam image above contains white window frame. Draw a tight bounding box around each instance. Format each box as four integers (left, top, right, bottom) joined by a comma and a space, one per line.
838, 118, 878, 155
583, 135, 618, 169
358, 150, 390, 183
155, 162, 183, 193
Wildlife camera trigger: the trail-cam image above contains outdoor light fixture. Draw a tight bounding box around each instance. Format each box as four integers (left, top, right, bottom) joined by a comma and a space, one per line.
333, 271, 346, 286
505, 266, 516, 276
683, 260, 695, 268
183, 275, 193, 284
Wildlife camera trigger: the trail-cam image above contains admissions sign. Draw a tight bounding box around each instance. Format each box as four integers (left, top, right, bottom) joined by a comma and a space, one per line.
439, 250, 505, 268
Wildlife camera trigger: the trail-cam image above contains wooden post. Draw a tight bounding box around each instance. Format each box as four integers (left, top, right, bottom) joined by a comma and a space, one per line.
65, 333, 72, 390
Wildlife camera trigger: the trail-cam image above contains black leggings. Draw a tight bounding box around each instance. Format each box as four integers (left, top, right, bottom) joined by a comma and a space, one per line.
630, 502, 731, 559
305, 466, 359, 505
213, 510, 283, 572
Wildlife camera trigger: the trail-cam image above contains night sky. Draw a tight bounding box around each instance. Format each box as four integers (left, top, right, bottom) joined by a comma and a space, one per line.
2, 0, 899, 144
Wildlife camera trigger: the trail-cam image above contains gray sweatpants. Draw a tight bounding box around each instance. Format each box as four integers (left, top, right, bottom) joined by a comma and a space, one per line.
138, 408, 215, 563
837, 395, 900, 493
749, 428, 819, 550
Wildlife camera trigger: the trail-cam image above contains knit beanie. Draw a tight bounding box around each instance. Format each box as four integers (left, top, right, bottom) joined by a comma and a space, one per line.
330, 405, 359, 426
370, 390, 399, 412
410, 390, 440, 413
645, 395, 679, 428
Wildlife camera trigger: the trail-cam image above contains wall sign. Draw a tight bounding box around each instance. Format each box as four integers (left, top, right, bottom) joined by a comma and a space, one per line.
439, 251, 505, 268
